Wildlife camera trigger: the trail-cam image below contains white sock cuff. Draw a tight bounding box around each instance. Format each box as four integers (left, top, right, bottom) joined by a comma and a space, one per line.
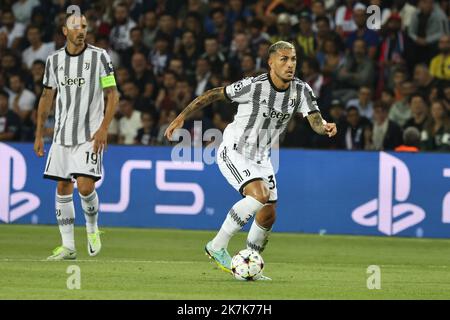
244, 196, 264, 209
56, 192, 73, 203
254, 219, 272, 232
79, 190, 97, 202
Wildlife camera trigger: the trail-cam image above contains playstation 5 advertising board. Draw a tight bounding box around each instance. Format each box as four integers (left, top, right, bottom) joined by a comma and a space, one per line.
1, 142, 449, 238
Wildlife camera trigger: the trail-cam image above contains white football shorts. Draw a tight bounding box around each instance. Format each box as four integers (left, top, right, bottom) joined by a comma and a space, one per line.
43, 140, 103, 182
217, 142, 278, 202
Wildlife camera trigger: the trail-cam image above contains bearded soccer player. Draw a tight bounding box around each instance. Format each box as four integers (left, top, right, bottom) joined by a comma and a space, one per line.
165, 41, 337, 279
34, 13, 119, 260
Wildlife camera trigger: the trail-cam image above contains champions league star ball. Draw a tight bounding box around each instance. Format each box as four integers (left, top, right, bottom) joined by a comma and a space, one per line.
231, 249, 264, 281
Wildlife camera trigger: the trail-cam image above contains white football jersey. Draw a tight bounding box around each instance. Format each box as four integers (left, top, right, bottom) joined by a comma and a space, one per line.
43, 44, 115, 146
223, 73, 320, 161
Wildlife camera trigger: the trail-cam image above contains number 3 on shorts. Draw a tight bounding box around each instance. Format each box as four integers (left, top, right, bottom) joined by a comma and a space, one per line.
268, 175, 275, 190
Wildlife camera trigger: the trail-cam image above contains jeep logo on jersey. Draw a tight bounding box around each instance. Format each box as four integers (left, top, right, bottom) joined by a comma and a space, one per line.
262, 109, 290, 121
60, 76, 86, 87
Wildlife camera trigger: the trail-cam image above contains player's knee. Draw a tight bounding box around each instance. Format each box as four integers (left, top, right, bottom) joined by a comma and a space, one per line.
57, 181, 73, 196
247, 188, 270, 204
78, 184, 95, 197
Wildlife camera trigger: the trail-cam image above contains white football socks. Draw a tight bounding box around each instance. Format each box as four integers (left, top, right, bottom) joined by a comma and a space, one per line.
55, 193, 75, 251
247, 218, 272, 253
211, 196, 264, 251
80, 190, 99, 234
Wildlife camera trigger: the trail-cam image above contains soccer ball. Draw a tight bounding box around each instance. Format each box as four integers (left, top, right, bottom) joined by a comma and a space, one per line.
231, 249, 264, 281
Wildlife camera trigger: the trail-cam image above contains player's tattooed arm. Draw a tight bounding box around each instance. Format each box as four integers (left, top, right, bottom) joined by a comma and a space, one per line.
307, 111, 338, 137
34, 87, 56, 156
178, 87, 226, 119
164, 87, 226, 140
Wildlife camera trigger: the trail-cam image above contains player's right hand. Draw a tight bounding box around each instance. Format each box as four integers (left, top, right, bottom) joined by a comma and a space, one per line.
34, 137, 45, 157
164, 117, 184, 141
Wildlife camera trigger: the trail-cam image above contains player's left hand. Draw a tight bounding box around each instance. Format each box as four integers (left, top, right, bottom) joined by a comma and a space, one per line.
324, 122, 337, 138
92, 127, 108, 153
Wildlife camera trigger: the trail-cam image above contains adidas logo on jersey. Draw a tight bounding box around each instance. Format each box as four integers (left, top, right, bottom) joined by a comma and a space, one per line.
60, 76, 86, 87
263, 109, 290, 121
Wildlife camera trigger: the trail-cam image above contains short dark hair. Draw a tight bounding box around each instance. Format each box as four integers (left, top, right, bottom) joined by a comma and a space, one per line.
408, 93, 426, 104
0, 90, 9, 99
32, 60, 46, 67
315, 16, 330, 25
347, 106, 360, 113
130, 26, 142, 34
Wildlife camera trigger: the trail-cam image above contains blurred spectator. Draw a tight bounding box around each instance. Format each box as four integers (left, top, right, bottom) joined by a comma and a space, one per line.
178, 31, 200, 77
227, 0, 252, 26
130, 52, 156, 99
141, 11, 159, 49
201, 37, 226, 75
389, 81, 416, 127
6, 74, 35, 122
404, 93, 430, 131
346, 3, 379, 59
407, 0, 449, 66
149, 34, 172, 76
240, 54, 257, 78
174, 78, 195, 112
22, 25, 55, 69
315, 16, 340, 52
311, 0, 335, 32
135, 112, 158, 145
0, 90, 21, 141
118, 98, 142, 145
207, 7, 232, 48
110, 2, 137, 51
335, 0, 358, 38
336, 39, 375, 102
157, 109, 177, 145
297, 12, 316, 58
393, 0, 417, 30
96, 35, 121, 69
339, 106, 371, 150
249, 18, 270, 54
429, 35, 450, 81
302, 57, 325, 98
12, 0, 40, 25
381, 88, 396, 108
346, 86, 374, 119
255, 41, 270, 73
316, 36, 344, 78
414, 63, 437, 99
271, 13, 295, 44
29, 59, 45, 96
377, 13, 409, 93
0, 9, 25, 50
120, 27, 149, 69
395, 127, 421, 152
195, 58, 212, 97
368, 102, 403, 150
421, 100, 450, 151
121, 81, 155, 114
155, 70, 178, 112
168, 57, 186, 78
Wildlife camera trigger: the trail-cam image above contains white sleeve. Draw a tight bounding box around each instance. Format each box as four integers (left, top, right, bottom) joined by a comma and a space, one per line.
224, 77, 253, 104
43, 56, 56, 88
298, 83, 320, 117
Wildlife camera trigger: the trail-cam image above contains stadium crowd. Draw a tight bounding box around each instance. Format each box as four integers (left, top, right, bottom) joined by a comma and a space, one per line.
0, 0, 449, 152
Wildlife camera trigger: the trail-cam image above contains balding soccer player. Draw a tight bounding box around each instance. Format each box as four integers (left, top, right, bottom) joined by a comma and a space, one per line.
34, 12, 119, 260
165, 41, 337, 279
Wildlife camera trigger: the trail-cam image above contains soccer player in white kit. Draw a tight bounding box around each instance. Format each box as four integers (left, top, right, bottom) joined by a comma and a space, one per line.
165, 41, 337, 278
34, 13, 119, 260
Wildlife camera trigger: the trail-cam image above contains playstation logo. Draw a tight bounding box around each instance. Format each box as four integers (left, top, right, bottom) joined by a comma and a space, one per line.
0, 143, 40, 223
352, 152, 425, 236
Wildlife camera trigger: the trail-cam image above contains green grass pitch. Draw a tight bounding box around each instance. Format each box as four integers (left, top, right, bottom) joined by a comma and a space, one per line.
1, 224, 450, 299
